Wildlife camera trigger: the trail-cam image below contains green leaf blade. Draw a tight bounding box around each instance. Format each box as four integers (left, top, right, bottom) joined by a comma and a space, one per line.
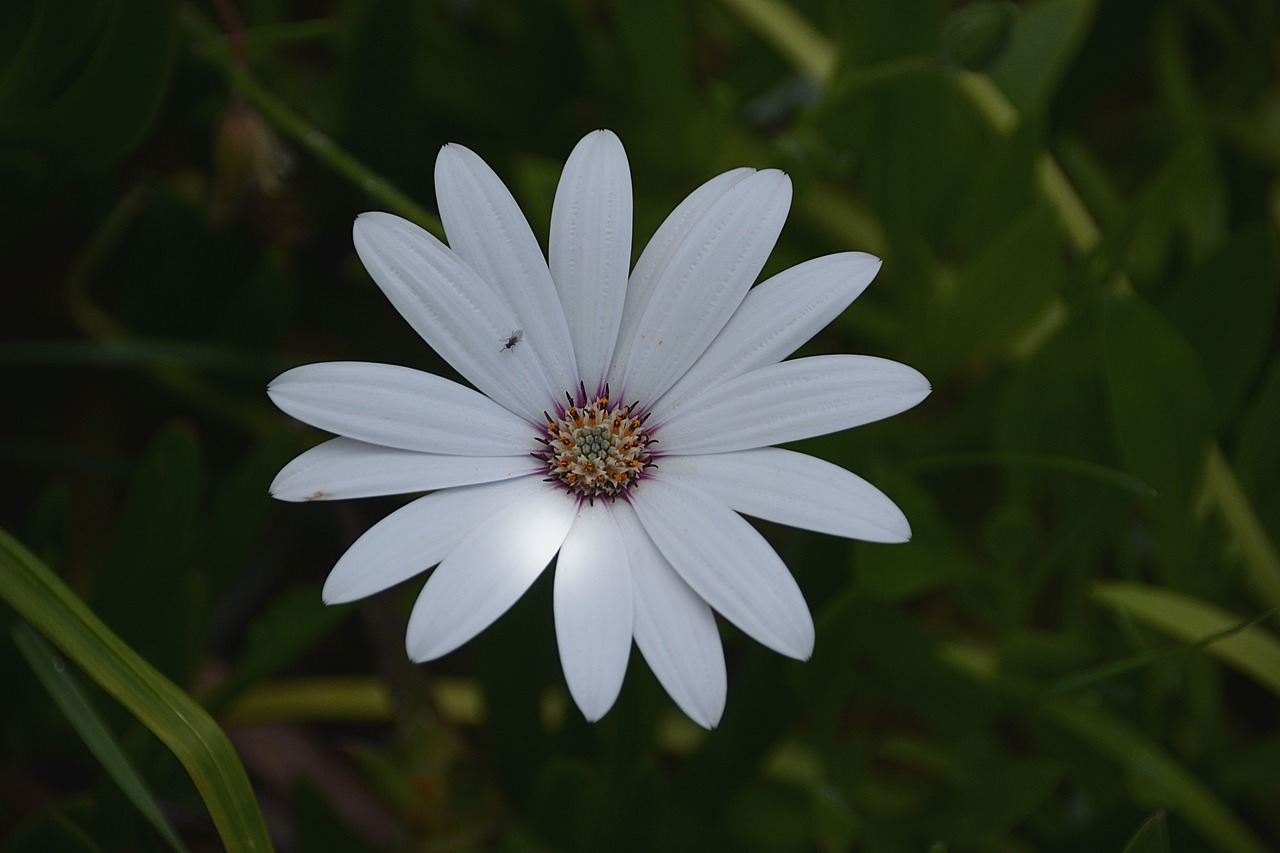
12, 622, 189, 853
1122, 812, 1171, 853
0, 528, 274, 852
1102, 295, 1216, 513
1093, 581, 1280, 699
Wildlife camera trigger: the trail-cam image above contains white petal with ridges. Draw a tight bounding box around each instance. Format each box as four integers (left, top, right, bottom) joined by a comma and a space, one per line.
656, 355, 930, 455
268, 362, 534, 455
554, 504, 633, 722
631, 477, 814, 660
661, 253, 881, 412
613, 170, 792, 404
656, 448, 911, 543
613, 501, 726, 729
406, 484, 577, 661
550, 130, 632, 390
435, 144, 578, 391
322, 476, 544, 604
609, 167, 755, 382
353, 212, 554, 416
270, 437, 539, 501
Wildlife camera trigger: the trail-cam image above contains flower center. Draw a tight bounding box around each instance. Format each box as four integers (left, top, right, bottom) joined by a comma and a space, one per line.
535, 385, 655, 501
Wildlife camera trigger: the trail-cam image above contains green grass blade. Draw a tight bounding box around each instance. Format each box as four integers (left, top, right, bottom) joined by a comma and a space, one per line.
1047, 609, 1275, 697
942, 641, 1270, 853
715, 0, 836, 82
1044, 701, 1266, 853
1203, 446, 1280, 614
1094, 581, 1280, 699
177, 4, 441, 238
911, 450, 1159, 496
0, 528, 274, 852
12, 622, 189, 853
1122, 812, 1171, 853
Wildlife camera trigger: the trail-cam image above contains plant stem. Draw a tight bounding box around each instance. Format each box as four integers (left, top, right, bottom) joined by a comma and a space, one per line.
178, 4, 444, 237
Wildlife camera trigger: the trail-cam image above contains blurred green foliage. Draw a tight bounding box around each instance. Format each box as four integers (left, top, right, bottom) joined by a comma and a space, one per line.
2, 0, 1279, 850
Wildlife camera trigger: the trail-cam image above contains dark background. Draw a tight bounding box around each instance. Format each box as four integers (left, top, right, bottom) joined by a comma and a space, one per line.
2, 1, 1278, 851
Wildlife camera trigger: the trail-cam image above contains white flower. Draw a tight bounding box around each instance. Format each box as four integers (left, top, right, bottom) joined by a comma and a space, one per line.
268, 131, 930, 728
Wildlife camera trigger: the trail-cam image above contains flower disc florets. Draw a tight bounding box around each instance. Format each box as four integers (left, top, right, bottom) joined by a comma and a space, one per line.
535, 384, 655, 501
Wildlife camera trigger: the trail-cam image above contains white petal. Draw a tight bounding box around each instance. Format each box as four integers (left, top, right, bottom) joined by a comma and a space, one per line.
406, 484, 577, 661
630, 477, 814, 660
353, 212, 555, 417
554, 504, 633, 722
613, 501, 726, 729
322, 476, 544, 604
550, 130, 633, 390
656, 448, 911, 543
435, 144, 578, 391
270, 437, 539, 501
612, 170, 792, 404
609, 168, 755, 381
656, 355, 931, 455
268, 362, 534, 455
661, 253, 882, 412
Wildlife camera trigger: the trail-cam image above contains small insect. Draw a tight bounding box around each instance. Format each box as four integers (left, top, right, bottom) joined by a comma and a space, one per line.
500, 329, 524, 352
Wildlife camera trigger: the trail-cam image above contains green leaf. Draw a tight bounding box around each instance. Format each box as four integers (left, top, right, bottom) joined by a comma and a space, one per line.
1234, 353, 1280, 495
0, 527, 274, 852
200, 431, 299, 598
936, 202, 1065, 363
933, 758, 1063, 842
799, 590, 992, 729
811, 0, 1044, 260
997, 308, 1110, 467
0, 2, 100, 105
93, 423, 203, 684
944, 642, 1271, 853
832, 0, 945, 68
205, 585, 350, 715
1095, 141, 1228, 286
912, 450, 1156, 496
819, 70, 1004, 254
1202, 446, 1280, 614
943, 0, 1018, 71
1, 804, 103, 853
1164, 224, 1280, 426
1056, 136, 1127, 235
857, 540, 972, 601
949, 111, 1041, 254
1047, 608, 1273, 698
1102, 295, 1215, 513
1122, 812, 1171, 853
11, 622, 188, 853
0, 0, 174, 166
614, 0, 696, 125
986, 0, 1097, 117
853, 481, 976, 602
222, 676, 397, 725
1046, 701, 1267, 853
1216, 732, 1280, 799
1093, 581, 1280, 699
718, 0, 840, 81
0, 338, 294, 376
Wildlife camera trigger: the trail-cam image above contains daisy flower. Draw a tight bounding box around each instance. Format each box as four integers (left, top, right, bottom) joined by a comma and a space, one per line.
268, 131, 930, 728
